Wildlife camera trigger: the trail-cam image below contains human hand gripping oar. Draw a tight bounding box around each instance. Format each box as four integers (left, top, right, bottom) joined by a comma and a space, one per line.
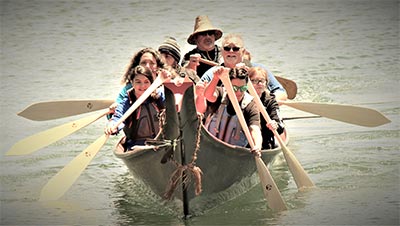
39, 74, 168, 201
247, 81, 315, 190
198, 57, 297, 99
280, 101, 391, 127
219, 69, 287, 211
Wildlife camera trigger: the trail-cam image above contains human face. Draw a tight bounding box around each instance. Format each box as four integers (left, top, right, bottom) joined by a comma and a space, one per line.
231, 78, 247, 102
195, 30, 216, 51
160, 52, 176, 67
222, 38, 244, 68
132, 74, 151, 98
139, 52, 158, 79
250, 75, 267, 97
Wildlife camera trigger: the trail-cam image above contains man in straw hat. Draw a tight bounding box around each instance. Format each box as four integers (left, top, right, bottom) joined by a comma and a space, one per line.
182, 15, 223, 77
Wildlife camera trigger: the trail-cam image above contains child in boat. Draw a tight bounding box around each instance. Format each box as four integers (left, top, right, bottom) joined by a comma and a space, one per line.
104, 65, 167, 151
204, 66, 262, 155
248, 67, 285, 149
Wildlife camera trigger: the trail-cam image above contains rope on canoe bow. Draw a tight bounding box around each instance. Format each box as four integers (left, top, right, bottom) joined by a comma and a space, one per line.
163, 113, 203, 200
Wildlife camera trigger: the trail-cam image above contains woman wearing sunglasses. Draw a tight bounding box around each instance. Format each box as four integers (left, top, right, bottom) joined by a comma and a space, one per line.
248, 67, 286, 149
203, 66, 262, 154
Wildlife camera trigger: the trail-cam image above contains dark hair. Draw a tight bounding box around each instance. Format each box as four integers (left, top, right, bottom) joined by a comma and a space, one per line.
229, 67, 248, 82
121, 47, 165, 85
128, 65, 153, 83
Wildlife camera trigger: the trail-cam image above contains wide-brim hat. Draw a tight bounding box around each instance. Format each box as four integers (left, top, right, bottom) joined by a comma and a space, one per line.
187, 15, 223, 45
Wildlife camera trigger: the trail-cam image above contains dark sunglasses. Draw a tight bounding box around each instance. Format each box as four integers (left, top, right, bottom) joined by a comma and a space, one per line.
251, 79, 266, 84
197, 30, 215, 36
223, 46, 241, 52
232, 85, 248, 92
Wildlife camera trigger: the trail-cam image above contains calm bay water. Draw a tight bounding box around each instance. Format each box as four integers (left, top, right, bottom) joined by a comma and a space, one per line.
1, 0, 399, 225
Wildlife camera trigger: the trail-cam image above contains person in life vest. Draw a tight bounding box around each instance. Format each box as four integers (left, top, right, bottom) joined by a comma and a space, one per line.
204, 66, 262, 156
105, 65, 170, 151
248, 67, 285, 149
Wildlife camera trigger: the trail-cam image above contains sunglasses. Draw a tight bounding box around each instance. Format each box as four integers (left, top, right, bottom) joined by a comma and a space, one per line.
223, 46, 241, 52
197, 30, 215, 36
232, 85, 248, 92
251, 79, 266, 84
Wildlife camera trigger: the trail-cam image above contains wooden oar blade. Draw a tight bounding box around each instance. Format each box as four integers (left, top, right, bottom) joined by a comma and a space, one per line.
39, 134, 109, 201
275, 76, 297, 100
247, 82, 314, 190
282, 102, 391, 127
17, 99, 114, 121
255, 157, 287, 211
280, 145, 315, 189
6, 110, 108, 156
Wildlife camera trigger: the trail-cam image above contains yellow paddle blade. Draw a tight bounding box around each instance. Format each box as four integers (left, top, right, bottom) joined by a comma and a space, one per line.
247, 82, 314, 190
39, 134, 109, 201
18, 99, 114, 121
255, 157, 287, 211
282, 101, 391, 127
6, 110, 109, 156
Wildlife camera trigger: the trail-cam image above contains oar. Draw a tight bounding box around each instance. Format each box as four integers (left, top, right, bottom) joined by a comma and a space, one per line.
219, 70, 287, 211
5, 109, 111, 156
198, 57, 297, 99
280, 101, 391, 127
18, 99, 114, 121
247, 82, 315, 190
39, 75, 167, 201
282, 115, 322, 121
39, 134, 109, 201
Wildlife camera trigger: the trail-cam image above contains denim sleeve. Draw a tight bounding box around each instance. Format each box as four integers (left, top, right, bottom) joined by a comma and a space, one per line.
111, 97, 130, 131
251, 62, 286, 93
116, 84, 132, 104
200, 66, 216, 82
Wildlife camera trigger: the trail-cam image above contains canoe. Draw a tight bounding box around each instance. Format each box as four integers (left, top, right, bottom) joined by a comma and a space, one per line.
113, 81, 288, 215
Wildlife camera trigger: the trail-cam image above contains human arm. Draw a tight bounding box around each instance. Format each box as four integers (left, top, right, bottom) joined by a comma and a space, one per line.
195, 81, 208, 114
204, 67, 226, 103
264, 93, 285, 134
246, 100, 263, 153
104, 96, 130, 135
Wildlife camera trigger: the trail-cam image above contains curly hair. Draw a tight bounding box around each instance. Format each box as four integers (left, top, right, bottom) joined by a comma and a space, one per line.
121, 47, 165, 85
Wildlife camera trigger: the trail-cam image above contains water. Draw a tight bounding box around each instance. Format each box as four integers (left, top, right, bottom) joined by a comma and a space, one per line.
1, 0, 399, 225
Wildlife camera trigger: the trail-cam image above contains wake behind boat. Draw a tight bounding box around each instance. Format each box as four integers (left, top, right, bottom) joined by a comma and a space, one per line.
113, 80, 288, 215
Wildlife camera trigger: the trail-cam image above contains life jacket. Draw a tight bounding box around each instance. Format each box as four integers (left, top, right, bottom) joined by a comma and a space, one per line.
205, 92, 253, 147
123, 89, 163, 147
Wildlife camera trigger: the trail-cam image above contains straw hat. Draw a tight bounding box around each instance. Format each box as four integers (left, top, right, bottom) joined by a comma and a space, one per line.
187, 15, 223, 45
158, 37, 181, 63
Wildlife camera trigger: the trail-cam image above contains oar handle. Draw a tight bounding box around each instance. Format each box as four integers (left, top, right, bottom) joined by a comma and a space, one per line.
219, 70, 256, 149
247, 82, 285, 147
113, 76, 165, 130
219, 69, 287, 211
198, 57, 218, 67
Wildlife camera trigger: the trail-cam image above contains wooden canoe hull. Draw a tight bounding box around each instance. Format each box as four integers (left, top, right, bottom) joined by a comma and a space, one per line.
113, 82, 287, 214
